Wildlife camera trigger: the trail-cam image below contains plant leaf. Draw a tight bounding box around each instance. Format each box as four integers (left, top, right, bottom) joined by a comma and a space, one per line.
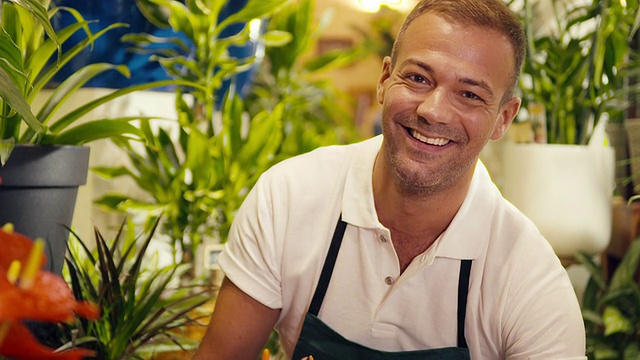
45, 118, 144, 145
610, 239, 640, 293
603, 305, 634, 336
37, 63, 131, 125
9, 0, 59, 49
0, 66, 43, 136
217, 0, 290, 32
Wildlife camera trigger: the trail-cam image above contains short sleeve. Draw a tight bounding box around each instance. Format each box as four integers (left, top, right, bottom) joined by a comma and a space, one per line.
218, 173, 284, 309
502, 245, 587, 359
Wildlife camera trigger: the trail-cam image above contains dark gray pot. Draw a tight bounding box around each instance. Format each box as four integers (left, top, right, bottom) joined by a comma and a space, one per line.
0, 145, 90, 275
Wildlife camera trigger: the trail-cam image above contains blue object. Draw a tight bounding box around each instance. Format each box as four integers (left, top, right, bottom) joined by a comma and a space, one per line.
49, 0, 262, 99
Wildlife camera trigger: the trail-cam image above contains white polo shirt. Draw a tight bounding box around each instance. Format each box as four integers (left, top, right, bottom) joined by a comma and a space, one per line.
219, 135, 586, 359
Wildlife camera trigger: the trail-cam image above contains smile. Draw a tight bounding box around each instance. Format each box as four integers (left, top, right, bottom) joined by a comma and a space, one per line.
409, 129, 450, 146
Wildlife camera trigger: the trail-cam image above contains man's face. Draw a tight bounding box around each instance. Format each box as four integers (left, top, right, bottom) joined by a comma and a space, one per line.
376, 13, 521, 196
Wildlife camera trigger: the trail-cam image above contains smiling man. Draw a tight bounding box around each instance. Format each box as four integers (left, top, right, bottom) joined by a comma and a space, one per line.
193, 0, 586, 359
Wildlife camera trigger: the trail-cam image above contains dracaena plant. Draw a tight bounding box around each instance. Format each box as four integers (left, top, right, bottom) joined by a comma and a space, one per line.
0, 0, 201, 166
92, 0, 292, 279
124, 0, 292, 134
59, 217, 212, 359
94, 0, 362, 281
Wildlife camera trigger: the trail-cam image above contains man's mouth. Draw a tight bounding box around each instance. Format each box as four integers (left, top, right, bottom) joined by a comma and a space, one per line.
409, 129, 450, 146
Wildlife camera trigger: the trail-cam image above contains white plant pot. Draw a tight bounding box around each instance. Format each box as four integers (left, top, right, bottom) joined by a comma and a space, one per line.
501, 143, 615, 258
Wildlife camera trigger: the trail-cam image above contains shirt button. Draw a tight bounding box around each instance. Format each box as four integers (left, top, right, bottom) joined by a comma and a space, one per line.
379, 234, 387, 243
384, 276, 394, 285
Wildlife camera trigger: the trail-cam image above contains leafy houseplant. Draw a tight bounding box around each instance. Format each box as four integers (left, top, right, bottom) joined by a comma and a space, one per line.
94, 0, 292, 278
516, 0, 640, 145
576, 237, 640, 359
94, 0, 362, 283
0, 0, 193, 163
0, 0, 200, 276
245, 0, 363, 161
499, 0, 640, 259
60, 217, 212, 359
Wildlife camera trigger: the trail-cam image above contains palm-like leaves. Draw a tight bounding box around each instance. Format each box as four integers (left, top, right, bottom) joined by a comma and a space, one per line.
61, 217, 212, 359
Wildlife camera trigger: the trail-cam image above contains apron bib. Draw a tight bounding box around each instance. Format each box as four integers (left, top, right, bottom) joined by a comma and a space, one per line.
292, 217, 472, 360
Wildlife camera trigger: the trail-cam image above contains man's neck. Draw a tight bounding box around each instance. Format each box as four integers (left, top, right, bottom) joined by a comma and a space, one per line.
372, 151, 471, 250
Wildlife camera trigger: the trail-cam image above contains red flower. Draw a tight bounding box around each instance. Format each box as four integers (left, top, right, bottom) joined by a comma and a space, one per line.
0, 225, 100, 359
0, 322, 95, 360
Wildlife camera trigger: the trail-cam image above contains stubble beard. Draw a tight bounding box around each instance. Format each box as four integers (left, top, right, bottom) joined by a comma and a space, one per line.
383, 115, 478, 200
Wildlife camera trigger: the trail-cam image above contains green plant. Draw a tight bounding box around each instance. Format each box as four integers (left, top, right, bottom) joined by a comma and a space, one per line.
246, 0, 362, 160
353, 5, 404, 62
576, 237, 640, 359
92, 0, 291, 278
0, 0, 199, 165
125, 0, 292, 134
60, 217, 212, 359
95, 94, 285, 275
513, 0, 640, 145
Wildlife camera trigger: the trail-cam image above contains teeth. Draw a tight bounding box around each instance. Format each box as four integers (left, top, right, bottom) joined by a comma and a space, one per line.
410, 130, 450, 146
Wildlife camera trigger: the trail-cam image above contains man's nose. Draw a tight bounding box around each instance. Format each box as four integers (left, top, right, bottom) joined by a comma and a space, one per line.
415, 88, 453, 124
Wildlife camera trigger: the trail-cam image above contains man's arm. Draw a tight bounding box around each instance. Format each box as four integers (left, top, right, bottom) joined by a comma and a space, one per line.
192, 277, 281, 360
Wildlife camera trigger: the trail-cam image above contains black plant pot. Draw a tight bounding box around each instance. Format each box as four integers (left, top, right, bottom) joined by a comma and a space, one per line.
0, 145, 90, 275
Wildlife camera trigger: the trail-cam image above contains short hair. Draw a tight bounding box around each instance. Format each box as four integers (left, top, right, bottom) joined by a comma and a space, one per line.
390, 0, 526, 99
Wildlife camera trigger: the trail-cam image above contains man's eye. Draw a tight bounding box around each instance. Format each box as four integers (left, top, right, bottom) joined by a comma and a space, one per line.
408, 74, 427, 83
463, 91, 483, 102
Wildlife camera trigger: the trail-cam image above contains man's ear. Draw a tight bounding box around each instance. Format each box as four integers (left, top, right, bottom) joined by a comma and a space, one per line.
490, 96, 521, 140
377, 56, 392, 105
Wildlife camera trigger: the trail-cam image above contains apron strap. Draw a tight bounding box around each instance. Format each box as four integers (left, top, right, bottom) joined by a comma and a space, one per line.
308, 216, 348, 316
457, 259, 472, 349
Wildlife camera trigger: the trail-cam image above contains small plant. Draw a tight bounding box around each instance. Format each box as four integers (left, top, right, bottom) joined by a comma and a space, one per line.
577, 237, 640, 359
59, 217, 212, 359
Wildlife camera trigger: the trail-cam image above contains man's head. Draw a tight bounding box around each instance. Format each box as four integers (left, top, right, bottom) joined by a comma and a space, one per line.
391, 0, 526, 101
374, 0, 524, 198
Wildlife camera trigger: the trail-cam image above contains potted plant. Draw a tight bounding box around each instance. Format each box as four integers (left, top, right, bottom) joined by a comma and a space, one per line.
500, 0, 640, 260
93, 0, 362, 284
58, 217, 212, 359
0, 0, 199, 275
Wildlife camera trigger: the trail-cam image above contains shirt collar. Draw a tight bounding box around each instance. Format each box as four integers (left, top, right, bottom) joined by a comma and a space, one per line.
342, 135, 383, 229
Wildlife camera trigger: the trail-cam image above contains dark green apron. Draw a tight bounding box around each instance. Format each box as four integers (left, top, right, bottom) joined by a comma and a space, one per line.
291, 218, 473, 360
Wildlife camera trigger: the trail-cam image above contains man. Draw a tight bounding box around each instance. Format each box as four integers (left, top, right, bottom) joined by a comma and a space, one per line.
193, 0, 586, 358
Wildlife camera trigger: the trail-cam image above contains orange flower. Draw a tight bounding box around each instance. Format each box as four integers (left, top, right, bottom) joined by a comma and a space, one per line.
0, 225, 100, 359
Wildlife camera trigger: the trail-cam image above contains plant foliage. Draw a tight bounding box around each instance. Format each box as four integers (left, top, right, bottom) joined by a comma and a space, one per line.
246, 0, 362, 161
577, 237, 640, 359
0, 0, 200, 165
513, 0, 640, 145
94, 0, 362, 275
59, 218, 212, 359
93, 0, 292, 275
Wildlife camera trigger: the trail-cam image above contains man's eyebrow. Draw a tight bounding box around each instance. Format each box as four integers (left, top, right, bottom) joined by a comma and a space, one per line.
399, 58, 433, 73
459, 77, 494, 98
